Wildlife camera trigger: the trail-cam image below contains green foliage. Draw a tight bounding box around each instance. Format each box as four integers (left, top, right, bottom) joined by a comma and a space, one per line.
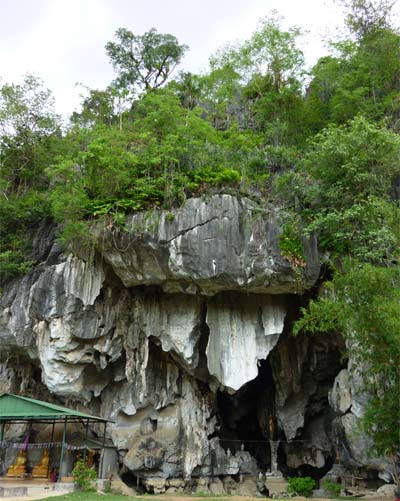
294, 263, 400, 460
186, 166, 241, 192
0, 75, 61, 195
71, 86, 131, 128
279, 225, 305, 268
0, 190, 50, 283
106, 28, 188, 93
0, 251, 34, 281
305, 24, 400, 128
71, 459, 97, 491
322, 478, 342, 497
340, 0, 396, 40
211, 14, 304, 88
278, 115, 400, 263
306, 197, 399, 263
46, 88, 251, 244
287, 476, 316, 497
304, 115, 400, 208
1, 12, 400, 469
209, 14, 306, 144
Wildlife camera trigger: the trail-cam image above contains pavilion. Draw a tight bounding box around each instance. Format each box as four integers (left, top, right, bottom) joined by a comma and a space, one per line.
0, 393, 114, 481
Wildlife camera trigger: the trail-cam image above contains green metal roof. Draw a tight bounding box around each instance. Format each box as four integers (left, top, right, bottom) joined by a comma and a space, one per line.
0, 394, 112, 422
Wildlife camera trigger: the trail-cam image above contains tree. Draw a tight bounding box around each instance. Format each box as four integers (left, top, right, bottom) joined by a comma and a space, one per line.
0, 75, 60, 195
172, 71, 204, 110
210, 14, 304, 90
71, 87, 116, 127
71, 85, 131, 130
337, 0, 396, 39
105, 28, 188, 94
293, 263, 400, 485
240, 14, 304, 91
0, 75, 61, 282
243, 16, 305, 147
278, 113, 400, 483
306, 1, 400, 129
277, 116, 400, 263
209, 14, 305, 146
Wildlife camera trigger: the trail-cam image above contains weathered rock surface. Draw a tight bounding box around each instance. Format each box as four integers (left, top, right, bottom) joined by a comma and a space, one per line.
110, 475, 137, 496
329, 369, 352, 415
96, 195, 320, 295
206, 293, 286, 390
0, 195, 388, 487
376, 484, 397, 497
209, 477, 225, 495
329, 367, 394, 482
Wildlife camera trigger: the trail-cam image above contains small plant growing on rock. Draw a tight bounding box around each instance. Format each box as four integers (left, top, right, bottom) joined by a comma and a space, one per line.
287, 476, 316, 497
72, 459, 97, 491
279, 229, 305, 269
322, 478, 342, 497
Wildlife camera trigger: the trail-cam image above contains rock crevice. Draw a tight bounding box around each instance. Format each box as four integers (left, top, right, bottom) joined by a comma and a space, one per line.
0, 195, 384, 485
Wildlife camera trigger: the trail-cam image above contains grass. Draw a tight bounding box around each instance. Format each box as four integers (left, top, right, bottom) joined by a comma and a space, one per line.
36, 495, 235, 501
36, 495, 240, 501
35, 493, 363, 501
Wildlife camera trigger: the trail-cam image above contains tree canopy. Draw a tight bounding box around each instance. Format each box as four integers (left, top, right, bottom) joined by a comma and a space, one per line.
105, 28, 188, 93
0, 3, 399, 478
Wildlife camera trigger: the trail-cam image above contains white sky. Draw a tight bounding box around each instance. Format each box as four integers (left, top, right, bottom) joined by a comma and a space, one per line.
0, 0, 370, 117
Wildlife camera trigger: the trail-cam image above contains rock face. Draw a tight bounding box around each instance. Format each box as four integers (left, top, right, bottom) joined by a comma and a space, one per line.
96, 195, 320, 295
206, 293, 286, 391
329, 367, 394, 482
0, 195, 386, 486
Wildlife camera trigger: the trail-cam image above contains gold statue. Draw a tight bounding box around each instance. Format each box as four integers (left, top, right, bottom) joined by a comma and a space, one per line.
85, 450, 95, 468
32, 449, 50, 478
6, 450, 27, 477
268, 415, 275, 437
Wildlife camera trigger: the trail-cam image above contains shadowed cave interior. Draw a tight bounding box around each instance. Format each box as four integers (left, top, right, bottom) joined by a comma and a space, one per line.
217, 359, 275, 470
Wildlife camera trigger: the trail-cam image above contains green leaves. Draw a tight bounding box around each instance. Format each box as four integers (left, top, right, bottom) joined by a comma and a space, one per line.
294, 263, 400, 459
211, 14, 304, 89
105, 28, 188, 93
305, 24, 400, 128
277, 116, 400, 263
72, 459, 97, 491
306, 116, 400, 202
43, 87, 251, 245
0, 75, 61, 195
0, 190, 51, 282
287, 476, 316, 497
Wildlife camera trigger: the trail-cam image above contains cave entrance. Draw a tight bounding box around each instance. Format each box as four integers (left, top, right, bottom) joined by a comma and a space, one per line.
217, 359, 275, 470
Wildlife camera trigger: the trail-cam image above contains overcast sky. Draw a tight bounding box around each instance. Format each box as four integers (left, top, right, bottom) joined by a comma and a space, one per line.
0, 0, 379, 117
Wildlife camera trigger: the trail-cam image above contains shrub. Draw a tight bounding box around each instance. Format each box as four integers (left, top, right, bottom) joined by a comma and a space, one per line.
322, 478, 342, 497
72, 459, 97, 491
287, 476, 316, 497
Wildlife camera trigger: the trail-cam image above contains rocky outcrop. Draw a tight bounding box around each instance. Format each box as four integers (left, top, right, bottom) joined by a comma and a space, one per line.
0, 195, 386, 487
206, 293, 286, 391
329, 368, 394, 482
95, 195, 320, 295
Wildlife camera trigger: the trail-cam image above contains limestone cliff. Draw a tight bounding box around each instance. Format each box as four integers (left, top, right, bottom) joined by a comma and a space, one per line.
0, 195, 386, 489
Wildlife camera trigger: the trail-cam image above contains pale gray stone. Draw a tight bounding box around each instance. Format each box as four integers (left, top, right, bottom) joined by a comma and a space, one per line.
209, 477, 225, 495
238, 477, 259, 496
96, 195, 320, 295
206, 293, 286, 390
0, 195, 392, 486
376, 484, 397, 497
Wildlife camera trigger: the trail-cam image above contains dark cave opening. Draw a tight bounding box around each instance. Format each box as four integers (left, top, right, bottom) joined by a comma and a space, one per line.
216, 359, 275, 470
121, 470, 146, 493
193, 301, 211, 383
277, 442, 334, 481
